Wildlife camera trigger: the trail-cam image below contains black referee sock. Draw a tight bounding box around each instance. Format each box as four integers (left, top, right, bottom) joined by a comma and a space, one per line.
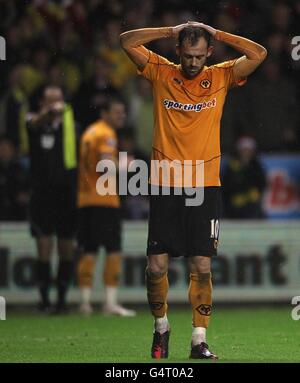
37, 260, 51, 307
57, 260, 73, 307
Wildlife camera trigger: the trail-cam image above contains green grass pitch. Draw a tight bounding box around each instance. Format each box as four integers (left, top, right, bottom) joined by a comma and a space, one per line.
0, 307, 299, 363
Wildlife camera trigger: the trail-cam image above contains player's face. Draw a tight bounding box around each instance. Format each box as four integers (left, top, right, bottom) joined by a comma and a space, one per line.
107, 103, 126, 129
177, 37, 213, 79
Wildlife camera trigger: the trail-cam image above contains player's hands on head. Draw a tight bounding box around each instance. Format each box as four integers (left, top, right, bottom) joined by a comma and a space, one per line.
186, 21, 217, 36
172, 23, 189, 37
172, 21, 217, 38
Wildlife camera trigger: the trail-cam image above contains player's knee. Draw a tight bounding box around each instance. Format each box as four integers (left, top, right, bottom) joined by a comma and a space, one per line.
77, 255, 95, 287
146, 254, 168, 277
146, 262, 167, 278
191, 256, 211, 274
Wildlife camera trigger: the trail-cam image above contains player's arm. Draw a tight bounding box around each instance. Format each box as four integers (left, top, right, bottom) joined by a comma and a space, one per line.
187, 21, 267, 79
119, 24, 187, 69
215, 30, 267, 79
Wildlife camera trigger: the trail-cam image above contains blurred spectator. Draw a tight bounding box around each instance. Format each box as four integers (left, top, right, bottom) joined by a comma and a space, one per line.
67, 0, 92, 45
87, 0, 124, 27
124, 0, 154, 29
271, 2, 292, 33
245, 59, 298, 152
73, 56, 121, 129
21, 47, 50, 98
222, 136, 266, 219
97, 19, 136, 89
0, 136, 30, 221
0, 1, 16, 29
2, 65, 29, 154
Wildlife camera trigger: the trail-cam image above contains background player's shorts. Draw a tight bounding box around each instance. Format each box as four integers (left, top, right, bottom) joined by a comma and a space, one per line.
147, 186, 221, 257
77, 206, 121, 253
29, 187, 77, 239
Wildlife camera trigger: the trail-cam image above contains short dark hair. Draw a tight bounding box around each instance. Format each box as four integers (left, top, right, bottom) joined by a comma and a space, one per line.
178, 27, 211, 48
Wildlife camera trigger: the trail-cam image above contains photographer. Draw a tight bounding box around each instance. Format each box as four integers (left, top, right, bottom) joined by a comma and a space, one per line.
26, 86, 79, 314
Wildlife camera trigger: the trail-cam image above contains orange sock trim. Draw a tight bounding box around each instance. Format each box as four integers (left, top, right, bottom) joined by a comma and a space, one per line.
77, 255, 95, 288
103, 255, 121, 287
188, 272, 212, 329
145, 269, 168, 318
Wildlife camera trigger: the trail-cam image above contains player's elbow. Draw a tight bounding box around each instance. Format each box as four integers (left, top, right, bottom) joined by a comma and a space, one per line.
259, 46, 268, 62
119, 33, 125, 48
119, 33, 129, 50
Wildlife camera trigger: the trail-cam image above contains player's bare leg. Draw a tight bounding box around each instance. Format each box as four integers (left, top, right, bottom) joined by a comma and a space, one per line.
146, 253, 170, 358
77, 253, 96, 316
102, 251, 136, 317
36, 236, 53, 312
188, 256, 218, 359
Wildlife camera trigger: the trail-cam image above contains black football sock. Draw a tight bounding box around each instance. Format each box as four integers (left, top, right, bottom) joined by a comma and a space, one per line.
37, 260, 51, 307
57, 260, 73, 307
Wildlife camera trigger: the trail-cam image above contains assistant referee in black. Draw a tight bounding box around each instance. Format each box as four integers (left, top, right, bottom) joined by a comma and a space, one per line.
26, 86, 79, 313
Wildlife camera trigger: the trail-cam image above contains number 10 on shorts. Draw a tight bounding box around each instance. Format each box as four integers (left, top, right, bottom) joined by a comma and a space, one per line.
210, 219, 220, 239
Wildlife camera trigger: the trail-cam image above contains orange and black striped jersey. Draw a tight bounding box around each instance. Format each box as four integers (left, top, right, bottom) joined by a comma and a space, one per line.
138, 49, 246, 187
78, 120, 120, 208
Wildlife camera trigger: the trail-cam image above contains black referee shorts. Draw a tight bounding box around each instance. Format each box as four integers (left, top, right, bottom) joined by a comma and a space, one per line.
147, 186, 221, 258
29, 187, 77, 239
77, 206, 121, 253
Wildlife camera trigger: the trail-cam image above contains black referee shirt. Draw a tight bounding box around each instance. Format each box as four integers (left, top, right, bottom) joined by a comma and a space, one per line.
27, 119, 78, 191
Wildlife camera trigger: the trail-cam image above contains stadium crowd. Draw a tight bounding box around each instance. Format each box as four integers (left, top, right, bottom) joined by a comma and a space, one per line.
0, 0, 299, 220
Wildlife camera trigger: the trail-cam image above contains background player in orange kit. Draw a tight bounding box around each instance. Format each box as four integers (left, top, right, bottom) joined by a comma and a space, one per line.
120, 21, 267, 359
77, 98, 136, 317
